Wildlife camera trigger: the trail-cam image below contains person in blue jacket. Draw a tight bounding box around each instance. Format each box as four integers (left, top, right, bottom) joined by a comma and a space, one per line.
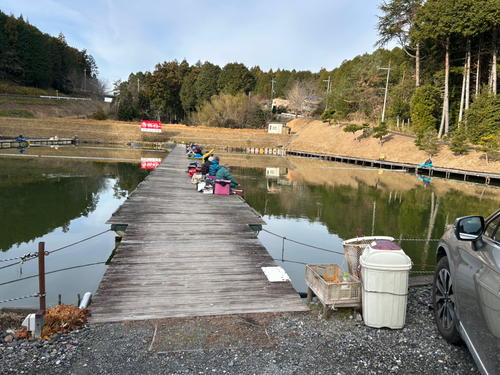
215, 164, 241, 188
209, 156, 222, 176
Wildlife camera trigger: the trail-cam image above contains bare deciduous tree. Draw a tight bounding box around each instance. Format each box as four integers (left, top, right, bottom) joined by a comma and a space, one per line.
87, 77, 109, 98
286, 80, 316, 116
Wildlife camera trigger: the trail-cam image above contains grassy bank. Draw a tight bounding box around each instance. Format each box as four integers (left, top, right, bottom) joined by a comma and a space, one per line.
0, 117, 292, 148
0, 116, 498, 175
286, 119, 500, 174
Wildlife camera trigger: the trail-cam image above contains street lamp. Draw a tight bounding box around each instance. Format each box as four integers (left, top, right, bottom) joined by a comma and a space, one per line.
377, 61, 391, 122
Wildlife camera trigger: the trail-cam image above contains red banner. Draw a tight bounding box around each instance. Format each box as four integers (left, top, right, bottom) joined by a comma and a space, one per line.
141, 158, 161, 169
141, 121, 162, 132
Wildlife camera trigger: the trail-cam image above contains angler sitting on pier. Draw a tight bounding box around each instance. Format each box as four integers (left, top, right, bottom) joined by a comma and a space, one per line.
216, 164, 241, 189
209, 156, 222, 176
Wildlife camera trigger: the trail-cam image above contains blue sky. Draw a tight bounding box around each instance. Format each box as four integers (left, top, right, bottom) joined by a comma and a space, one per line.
1, 0, 388, 85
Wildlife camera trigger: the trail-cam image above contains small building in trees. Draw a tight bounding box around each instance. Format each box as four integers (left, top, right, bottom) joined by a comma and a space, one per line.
268, 123, 291, 134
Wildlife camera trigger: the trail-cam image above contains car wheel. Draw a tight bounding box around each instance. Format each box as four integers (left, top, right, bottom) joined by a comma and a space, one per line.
433, 256, 462, 344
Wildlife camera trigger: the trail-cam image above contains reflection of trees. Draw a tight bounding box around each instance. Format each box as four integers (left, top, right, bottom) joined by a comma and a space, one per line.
0, 161, 150, 252
239, 167, 499, 267
113, 163, 150, 196
0, 177, 105, 252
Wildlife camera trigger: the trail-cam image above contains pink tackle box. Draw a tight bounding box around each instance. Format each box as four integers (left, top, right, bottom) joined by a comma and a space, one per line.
214, 179, 231, 195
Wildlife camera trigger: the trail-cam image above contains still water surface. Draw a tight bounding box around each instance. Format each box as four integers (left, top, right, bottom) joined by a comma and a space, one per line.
1, 145, 499, 307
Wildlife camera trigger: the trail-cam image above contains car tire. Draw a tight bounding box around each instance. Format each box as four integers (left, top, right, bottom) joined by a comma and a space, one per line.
432, 256, 462, 344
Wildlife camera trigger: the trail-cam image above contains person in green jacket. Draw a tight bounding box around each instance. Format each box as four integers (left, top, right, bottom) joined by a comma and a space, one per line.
215, 164, 241, 188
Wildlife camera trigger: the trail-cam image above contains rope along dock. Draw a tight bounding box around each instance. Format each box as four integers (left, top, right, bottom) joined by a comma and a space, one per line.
90, 146, 308, 324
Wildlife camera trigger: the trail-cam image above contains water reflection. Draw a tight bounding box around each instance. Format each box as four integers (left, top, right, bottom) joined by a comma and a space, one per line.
232, 158, 500, 294
0, 146, 159, 308
2, 147, 499, 307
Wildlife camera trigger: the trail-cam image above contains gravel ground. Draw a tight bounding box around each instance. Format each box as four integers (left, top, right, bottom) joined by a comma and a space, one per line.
1, 286, 479, 375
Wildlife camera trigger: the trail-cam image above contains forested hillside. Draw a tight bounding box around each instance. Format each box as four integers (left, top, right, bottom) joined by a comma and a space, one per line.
1, 2, 499, 163
0, 10, 104, 96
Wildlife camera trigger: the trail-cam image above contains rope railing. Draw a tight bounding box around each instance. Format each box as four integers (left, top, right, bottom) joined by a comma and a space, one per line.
398, 238, 441, 242
262, 229, 345, 255
0, 229, 113, 306
47, 229, 112, 255
0, 293, 45, 305
0, 229, 112, 272
261, 229, 437, 274
0, 252, 39, 270
273, 257, 434, 274
0, 261, 106, 288
0, 252, 38, 263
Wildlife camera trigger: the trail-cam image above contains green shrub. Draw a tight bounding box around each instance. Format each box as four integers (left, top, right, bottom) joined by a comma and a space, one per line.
410, 85, 441, 132
92, 106, 107, 120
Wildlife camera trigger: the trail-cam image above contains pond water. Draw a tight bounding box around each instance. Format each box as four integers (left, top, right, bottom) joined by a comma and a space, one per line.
1, 145, 500, 308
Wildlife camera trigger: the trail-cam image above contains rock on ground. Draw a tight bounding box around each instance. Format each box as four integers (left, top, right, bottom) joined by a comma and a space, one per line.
0, 287, 479, 375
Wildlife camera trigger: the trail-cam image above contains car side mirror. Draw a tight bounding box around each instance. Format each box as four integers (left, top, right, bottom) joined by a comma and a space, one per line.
454, 215, 484, 241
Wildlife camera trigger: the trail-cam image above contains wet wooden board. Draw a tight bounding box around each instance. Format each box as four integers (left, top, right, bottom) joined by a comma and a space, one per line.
90, 145, 308, 324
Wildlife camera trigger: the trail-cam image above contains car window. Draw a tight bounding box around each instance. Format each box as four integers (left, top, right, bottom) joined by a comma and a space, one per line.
485, 215, 500, 240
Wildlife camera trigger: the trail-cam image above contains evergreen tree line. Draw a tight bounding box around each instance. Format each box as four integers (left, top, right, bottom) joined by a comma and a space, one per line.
113, 0, 499, 157
374, 0, 500, 161
0, 11, 104, 95
112, 60, 320, 128
3, 4, 498, 157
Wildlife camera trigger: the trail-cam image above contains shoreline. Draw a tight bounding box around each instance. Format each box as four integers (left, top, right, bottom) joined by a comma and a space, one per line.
1, 116, 498, 176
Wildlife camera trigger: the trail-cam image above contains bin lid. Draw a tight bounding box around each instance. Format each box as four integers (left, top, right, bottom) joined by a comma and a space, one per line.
359, 240, 412, 270
370, 240, 402, 251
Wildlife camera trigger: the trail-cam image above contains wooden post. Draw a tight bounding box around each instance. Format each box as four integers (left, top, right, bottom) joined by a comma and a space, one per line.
78, 293, 81, 307
38, 242, 46, 314
307, 287, 313, 303
58, 294, 61, 305
322, 304, 330, 320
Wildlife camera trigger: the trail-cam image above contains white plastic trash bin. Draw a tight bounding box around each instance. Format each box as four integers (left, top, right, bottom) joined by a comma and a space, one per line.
359, 240, 412, 329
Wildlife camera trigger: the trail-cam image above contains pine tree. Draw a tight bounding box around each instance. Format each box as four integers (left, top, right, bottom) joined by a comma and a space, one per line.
373, 121, 389, 146
343, 124, 365, 142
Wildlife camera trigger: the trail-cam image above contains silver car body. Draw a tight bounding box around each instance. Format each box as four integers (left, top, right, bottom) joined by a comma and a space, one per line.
436, 209, 500, 375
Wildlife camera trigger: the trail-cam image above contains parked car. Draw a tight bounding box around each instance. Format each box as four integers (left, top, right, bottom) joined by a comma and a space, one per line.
433, 209, 500, 375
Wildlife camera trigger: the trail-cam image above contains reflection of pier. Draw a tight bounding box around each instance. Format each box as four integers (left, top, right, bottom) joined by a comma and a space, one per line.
0, 137, 77, 149
286, 150, 500, 185
90, 146, 308, 323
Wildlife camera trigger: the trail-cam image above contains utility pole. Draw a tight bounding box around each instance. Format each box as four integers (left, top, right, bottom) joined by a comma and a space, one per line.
323, 76, 331, 110
270, 78, 276, 111
138, 78, 140, 92
83, 68, 86, 91
377, 62, 391, 122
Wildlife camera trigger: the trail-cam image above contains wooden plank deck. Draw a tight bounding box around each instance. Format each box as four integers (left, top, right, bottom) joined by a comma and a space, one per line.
286, 149, 500, 185
90, 146, 308, 323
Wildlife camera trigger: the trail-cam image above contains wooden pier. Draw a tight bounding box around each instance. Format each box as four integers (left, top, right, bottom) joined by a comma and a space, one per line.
286, 149, 500, 185
90, 146, 308, 324
0, 137, 77, 148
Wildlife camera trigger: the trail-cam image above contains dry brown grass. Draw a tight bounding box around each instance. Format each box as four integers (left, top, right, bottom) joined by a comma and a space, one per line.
0, 118, 292, 148
286, 118, 500, 174
1, 116, 498, 175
